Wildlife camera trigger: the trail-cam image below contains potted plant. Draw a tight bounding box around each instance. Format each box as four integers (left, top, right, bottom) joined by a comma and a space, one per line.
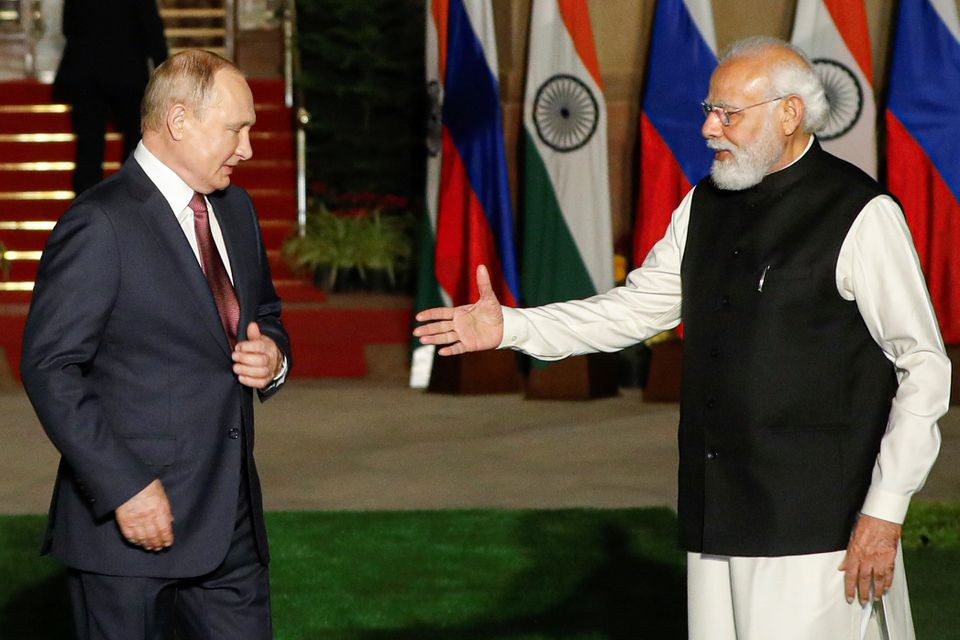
355, 208, 412, 292
282, 203, 362, 292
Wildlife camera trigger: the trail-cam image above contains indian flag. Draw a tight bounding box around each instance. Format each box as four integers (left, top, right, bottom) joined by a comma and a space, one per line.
521, 0, 612, 313
791, 0, 877, 177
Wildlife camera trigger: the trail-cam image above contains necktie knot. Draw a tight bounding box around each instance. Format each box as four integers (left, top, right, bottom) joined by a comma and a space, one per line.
189, 191, 208, 217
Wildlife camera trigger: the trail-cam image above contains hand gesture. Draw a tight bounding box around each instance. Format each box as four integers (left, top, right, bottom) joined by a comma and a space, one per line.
233, 322, 283, 388
413, 265, 504, 356
115, 478, 174, 551
839, 513, 902, 604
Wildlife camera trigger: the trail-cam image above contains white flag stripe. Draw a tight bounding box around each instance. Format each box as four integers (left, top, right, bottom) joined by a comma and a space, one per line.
685, 0, 717, 55
930, 0, 960, 41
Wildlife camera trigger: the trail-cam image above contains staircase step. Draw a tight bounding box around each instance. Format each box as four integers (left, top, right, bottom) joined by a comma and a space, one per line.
0, 140, 125, 162
0, 81, 54, 104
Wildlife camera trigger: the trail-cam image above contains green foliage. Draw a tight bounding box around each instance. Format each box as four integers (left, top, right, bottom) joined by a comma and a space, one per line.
295, 0, 425, 199
282, 203, 413, 291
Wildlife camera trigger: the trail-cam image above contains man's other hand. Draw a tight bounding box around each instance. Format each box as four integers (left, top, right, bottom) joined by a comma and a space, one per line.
413, 265, 504, 356
839, 513, 902, 605
115, 479, 174, 551
233, 322, 283, 388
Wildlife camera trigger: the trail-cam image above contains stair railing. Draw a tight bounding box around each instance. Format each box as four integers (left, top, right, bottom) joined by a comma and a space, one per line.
282, 0, 309, 237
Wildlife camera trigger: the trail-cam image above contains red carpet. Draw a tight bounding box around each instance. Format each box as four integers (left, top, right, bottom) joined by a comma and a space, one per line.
0, 79, 409, 379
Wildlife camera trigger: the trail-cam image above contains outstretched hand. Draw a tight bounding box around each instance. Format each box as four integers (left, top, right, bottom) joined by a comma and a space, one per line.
413, 265, 504, 356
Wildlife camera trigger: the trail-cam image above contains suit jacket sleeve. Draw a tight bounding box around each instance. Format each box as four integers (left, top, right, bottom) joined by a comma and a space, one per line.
20, 202, 156, 519
247, 194, 291, 400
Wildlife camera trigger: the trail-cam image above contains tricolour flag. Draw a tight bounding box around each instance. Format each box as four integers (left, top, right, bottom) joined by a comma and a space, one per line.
632, 0, 716, 267
886, 0, 960, 343
410, 0, 519, 387
791, 0, 877, 177
521, 0, 612, 311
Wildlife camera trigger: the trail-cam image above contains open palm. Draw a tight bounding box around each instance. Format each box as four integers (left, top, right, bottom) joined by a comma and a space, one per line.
413, 265, 504, 356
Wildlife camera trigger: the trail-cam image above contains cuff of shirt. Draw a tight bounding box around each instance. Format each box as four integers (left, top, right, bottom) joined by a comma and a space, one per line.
499, 307, 527, 349
860, 486, 911, 525
266, 354, 289, 390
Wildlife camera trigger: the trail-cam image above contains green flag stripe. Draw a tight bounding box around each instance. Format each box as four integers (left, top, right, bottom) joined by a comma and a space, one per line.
521, 130, 597, 307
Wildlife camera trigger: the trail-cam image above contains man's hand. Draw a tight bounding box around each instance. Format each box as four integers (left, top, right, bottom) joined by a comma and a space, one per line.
233, 322, 283, 388
115, 479, 174, 551
839, 513, 902, 605
413, 265, 504, 356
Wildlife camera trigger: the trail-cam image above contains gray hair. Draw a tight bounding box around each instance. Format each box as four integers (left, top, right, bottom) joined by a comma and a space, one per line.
719, 36, 828, 134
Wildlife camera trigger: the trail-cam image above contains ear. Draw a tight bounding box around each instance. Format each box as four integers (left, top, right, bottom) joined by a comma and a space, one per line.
781, 95, 805, 136
165, 104, 188, 141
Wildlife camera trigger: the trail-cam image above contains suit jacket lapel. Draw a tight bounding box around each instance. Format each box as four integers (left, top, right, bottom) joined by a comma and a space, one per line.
123, 159, 234, 358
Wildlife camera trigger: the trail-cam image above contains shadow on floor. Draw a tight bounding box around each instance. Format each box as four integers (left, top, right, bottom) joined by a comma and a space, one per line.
359, 514, 687, 640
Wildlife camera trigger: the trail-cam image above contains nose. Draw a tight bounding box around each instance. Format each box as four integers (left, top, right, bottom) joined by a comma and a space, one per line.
701, 110, 723, 139
236, 129, 253, 161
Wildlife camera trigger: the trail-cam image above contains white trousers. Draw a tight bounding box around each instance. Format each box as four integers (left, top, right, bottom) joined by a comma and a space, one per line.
687, 546, 914, 640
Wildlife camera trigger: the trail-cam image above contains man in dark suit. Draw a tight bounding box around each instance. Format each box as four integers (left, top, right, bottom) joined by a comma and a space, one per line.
54, 0, 168, 194
21, 50, 290, 640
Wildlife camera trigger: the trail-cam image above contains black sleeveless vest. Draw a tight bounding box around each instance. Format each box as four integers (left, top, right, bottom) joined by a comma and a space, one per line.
678, 140, 898, 556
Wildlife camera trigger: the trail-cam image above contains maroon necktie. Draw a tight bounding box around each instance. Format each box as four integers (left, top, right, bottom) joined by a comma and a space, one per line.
189, 192, 240, 349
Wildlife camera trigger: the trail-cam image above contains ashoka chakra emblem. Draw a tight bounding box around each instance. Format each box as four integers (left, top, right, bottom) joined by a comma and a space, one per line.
813, 58, 863, 140
533, 74, 599, 152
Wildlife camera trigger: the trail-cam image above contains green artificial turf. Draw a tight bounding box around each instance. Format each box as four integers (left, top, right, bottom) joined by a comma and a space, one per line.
0, 505, 957, 639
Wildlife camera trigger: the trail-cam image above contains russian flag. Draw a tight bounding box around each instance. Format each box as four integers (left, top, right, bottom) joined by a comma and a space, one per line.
432, 0, 519, 307
886, 0, 960, 343
632, 0, 716, 267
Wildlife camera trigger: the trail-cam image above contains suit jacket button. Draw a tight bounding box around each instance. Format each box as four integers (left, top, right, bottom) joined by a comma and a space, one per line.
228, 427, 240, 440
706, 450, 718, 460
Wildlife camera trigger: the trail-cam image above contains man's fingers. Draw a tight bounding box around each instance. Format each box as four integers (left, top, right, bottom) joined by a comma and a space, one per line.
246, 321, 262, 340
438, 343, 465, 357
843, 560, 858, 603
415, 307, 455, 323
857, 569, 873, 605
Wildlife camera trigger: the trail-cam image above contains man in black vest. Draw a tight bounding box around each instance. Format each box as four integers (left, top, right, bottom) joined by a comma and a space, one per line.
414, 37, 950, 640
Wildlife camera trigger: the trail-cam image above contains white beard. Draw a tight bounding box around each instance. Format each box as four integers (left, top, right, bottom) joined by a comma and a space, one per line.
707, 118, 786, 191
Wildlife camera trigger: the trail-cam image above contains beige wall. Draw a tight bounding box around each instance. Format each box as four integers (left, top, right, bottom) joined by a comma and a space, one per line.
491, 0, 958, 251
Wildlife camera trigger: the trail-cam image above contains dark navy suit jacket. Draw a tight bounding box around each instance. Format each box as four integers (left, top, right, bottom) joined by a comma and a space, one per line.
21, 157, 291, 578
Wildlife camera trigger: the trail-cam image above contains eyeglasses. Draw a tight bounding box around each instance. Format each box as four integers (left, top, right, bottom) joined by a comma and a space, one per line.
700, 96, 786, 126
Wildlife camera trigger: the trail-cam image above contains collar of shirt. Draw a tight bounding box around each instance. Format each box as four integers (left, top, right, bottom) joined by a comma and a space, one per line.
133, 141, 197, 223
132, 141, 234, 282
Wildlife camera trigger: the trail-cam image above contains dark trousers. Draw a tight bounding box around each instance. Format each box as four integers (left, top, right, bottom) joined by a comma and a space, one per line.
67, 479, 272, 640
69, 81, 142, 195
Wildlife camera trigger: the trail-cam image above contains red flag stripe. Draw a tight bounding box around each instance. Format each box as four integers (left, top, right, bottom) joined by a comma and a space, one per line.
633, 113, 692, 267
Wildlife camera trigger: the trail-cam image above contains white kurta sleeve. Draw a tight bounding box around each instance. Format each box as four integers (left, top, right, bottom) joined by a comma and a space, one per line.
499, 189, 694, 360
836, 195, 951, 524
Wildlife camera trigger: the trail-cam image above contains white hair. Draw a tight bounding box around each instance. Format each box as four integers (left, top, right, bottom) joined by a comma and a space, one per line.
719, 36, 829, 134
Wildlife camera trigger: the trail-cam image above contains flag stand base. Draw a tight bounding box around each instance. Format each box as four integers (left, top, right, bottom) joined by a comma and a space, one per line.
427, 349, 521, 394
524, 353, 619, 400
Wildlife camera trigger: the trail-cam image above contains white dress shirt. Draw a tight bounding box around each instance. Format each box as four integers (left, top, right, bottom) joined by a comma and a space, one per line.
500, 139, 950, 527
